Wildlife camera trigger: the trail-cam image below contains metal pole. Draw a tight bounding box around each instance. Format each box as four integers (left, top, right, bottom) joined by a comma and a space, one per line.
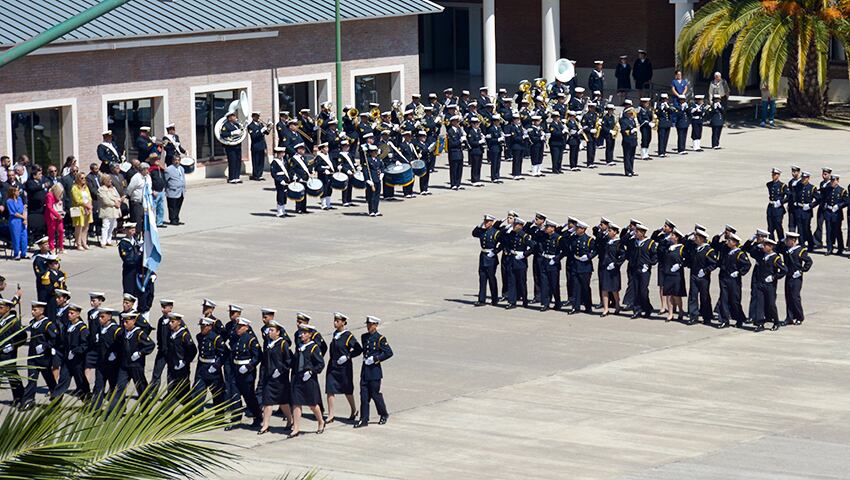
0, 0, 133, 69
335, 0, 343, 120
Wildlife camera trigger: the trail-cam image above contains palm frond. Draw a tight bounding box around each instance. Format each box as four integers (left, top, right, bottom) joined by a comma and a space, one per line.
760, 19, 792, 96
796, 16, 814, 87
812, 17, 832, 88
730, 15, 777, 90
678, 0, 733, 71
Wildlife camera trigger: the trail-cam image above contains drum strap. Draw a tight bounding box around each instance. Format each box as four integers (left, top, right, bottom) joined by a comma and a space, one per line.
292, 155, 309, 177
340, 153, 355, 171
102, 142, 120, 159
272, 159, 289, 180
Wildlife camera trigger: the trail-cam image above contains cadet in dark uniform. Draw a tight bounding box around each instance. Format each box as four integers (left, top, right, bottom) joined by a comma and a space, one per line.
822, 173, 847, 255
291, 324, 326, 437
53, 303, 90, 399
484, 115, 505, 183
813, 168, 833, 249
257, 319, 294, 435
786, 166, 803, 233
632, 49, 653, 94
655, 95, 673, 157
796, 172, 819, 249
288, 143, 311, 215
708, 95, 724, 149
565, 111, 582, 172
717, 234, 751, 328
355, 316, 393, 428
766, 168, 788, 241
118, 225, 141, 294
275, 111, 289, 148
779, 232, 813, 325
504, 218, 536, 309
446, 115, 466, 190
32, 238, 51, 301
499, 211, 518, 301
600, 105, 617, 166
580, 104, 600, 168
84, 292, 105, 380
547, 111, 566, 174
473, 214, 503, 306
91, 308, 121, 409
220, 112, 244, 184
191, 317, 227, 415
326, 312, 363, 424
314, 142, 336, 210
620, 107, 638, 176
97, 130, 123, 171
659, 229, 687, 322
506, 116, 527, 180
690, 95, 706, 151
21, 301, 60, 409
637, 98, 654, 160
630, 224, 658, 319
0, 299, 26, 406
674, 95, 690, 154
135, 127, 156, 163
538, 220, 564, 312
753, 238, 787, 331
685, 229, 718, 325
363, 145, 383, 217
165, 313, 197, 405
525, 213, 548, 304
270, 146, 291, 217
467, 117, 486, 185
568, 221, 596, 314
599, 223, 626, 316
110, 311, 155, 410
527, 115, 545, 176
247, 112, 269, 181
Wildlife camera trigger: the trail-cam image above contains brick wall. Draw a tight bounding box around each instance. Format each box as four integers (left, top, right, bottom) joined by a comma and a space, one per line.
0, 15, 420, 172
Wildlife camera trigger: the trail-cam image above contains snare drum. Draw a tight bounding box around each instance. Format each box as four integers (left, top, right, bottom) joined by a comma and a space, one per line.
179, 157, 196, 174
306, 178, 324, 197
351, 172, 367, 189
383, 163, 414, 188
286, 182, 305, 202
331, 172, 349, 190
411, 159, 427, 177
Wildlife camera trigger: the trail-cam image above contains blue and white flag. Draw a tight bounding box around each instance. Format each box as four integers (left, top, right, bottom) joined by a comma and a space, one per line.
139, 180, 162, 291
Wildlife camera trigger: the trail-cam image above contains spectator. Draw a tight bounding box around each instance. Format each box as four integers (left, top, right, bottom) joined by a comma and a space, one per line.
42, 165, 58, 189
615, 55, 631, 105
6, 184, 28, 260
45, 183, 65, 253
61, 156, 78, 177
671, 70, 689, 98
0, 156, 12, 182
123, 159, 140, 184
97, 174, 122, 247
125, 162, 151, 232
708, 72, 731, 105
60, 161, 78, 209
109, 163, 129, 228
70, 172, 94, 250
165, 155, 186, 225
25, 166, 47, 213
632, 49, 653, 95
6, 168, 26, 206
15, 155, 31, 184
760, 80, 776, 128
149, 155, 167, 227
86, 163, 102, 238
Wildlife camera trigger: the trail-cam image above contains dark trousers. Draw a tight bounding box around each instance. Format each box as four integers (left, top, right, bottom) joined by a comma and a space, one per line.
0, 360, 23, 403
550, 145, 564, 172
634, 271, 653, 315
718, 277, 745, 323
165, 369, 191, 406
166, 196, 184, 224
711, 126, 722, 148
226, 147, 242, 181
571, 272, 592, 311
222, 361, 243, 416
470, 153, 483, 183
531, 256, 542, 300
825, 216, 844, 253
92, 365, 118, 408
250, 148, 265, 179
191, 373, 226, 412
511, 149, 524, 176
54, 358, 90, 397
478, 263, 498, 304
585, 141, 596, 166
149, 352, 167, 391
366, 182, 382, 214
422, 152, 434, 191
814, 207, 825, 246
540, 266, 561, 309
109, 366, 149, 411
359, 378, 388, 423
676, 127, 688, 152
756, 283, 778, 327
506, 264, 528, 306
342, 183, 353, 204
623, 144, 636, 175
449, 160, 463, 187
23, 362, 57, 403
687, 275, 713, 321
488, 147, 502, 180
130, 200, 144, 232
500, 254, 510, 297
788, 207, 798, 232
530, 143, 544, 166
796, 210, 814, 249
235, 371, 261, 419
568, 144, 580, 169
657, 127, 670, 155
785, 277, 804, 322
604, 136, 615, 163
767, 209, 785, 241
565, 267, 574, 302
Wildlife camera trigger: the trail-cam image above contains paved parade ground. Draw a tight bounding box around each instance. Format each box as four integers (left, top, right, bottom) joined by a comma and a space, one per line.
3, 121, 850, 479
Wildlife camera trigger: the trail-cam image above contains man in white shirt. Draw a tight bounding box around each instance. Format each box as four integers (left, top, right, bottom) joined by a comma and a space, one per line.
125, 162, 152, 231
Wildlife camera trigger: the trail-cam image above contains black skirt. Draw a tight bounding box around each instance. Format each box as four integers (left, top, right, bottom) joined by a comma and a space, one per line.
291, 373, 322, 406
261, 374, 291, 406
85, 349, 99, 369
325, 363, 354, 395
662, 270, 687, 297
599, 267, 622, 292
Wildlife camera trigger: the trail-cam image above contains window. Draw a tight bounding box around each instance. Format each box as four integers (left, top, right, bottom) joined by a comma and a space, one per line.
354, 73, 396, 112
106, 98, 152, 159
277, 78, 328, 117
10, 108, 63, 169
195, 90, 239, 162
830, 37, 846, 64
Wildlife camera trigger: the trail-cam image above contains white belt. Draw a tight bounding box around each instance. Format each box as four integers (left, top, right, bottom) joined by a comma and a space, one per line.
482, 248, 494, 254
543, 254, 556, 259
233, 359, 251, 365
199, 357, 216, 364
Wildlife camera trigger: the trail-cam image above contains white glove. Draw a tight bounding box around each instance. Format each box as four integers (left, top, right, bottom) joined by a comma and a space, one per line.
832, 205, 839, 213
176, 360, 185, 370
367, 180, 374, 187
486, 251, 495, 258
606, 263, 615, 271
365, 356, 375, 365
731, 271, 739, 278
272, 369, 281, 379
238, 365, 247, 374
395, 161, 401, 166
590, 129, 597, 134
549, 259, 555, 266
515, 252, 524, 260
3, 344, 14, 354
337, 355, 349, 365
765, 275, 773, 283
579, 255, 589, 262
793, 270, 802, 279
108, 352, 116, 361
35, 344, 44, 354
50, 348, 56, 356
130, 351, 141, 362
802, 204, 811, 211
641, 265, 648, 273
671, 264, 681, 272
302, 371, 311, 381
649, 122, 656, 128
772, 200, 782, 208
697, 269, 705, 278
208, 365, 216, 374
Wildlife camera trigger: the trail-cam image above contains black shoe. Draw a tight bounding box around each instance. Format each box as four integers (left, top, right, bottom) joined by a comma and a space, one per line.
19, 401, 34, 411
224, 425, 235, 431
251, 418, 263, 427
354, 421, 368, 428
378, 415, 388, 425
531, 297, 540, 304
540, 306, 549, 312
600, 312, 609, 318
245, 410, 254, 418
629, 312, 641, 319
474, 302, 485, 307
505, 304, 516, 310
754, 324, 765, 332
719, 321, 729, 329
568, 309, 580, 315
522, 301, 528, 308
770, 323, 780, 331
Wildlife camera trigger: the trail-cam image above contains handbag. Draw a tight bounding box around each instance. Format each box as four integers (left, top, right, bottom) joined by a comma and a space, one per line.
69, 206, 82, 218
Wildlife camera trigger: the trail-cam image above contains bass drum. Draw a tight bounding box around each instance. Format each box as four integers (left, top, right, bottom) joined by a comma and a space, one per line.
287, 182, 305, 202
306, 178, 324, 197
383, 163, 414, 188
179, 157, 196, 174
350, 171, 367, 189
411, 159, 427, 177
331, 172, 349, 190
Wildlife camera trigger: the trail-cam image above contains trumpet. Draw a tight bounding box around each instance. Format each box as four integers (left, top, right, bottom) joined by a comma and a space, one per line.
370, 106, 381, 121
347, 107, 360, 125
414, 103, 426, 119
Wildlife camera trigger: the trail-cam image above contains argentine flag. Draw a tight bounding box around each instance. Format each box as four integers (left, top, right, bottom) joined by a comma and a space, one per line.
139, 181, 162, 290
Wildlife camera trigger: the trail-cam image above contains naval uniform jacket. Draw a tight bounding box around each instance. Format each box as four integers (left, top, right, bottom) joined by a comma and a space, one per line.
472, 223, 503, 268
360, 331, 393, 382
326, 329, 363, 395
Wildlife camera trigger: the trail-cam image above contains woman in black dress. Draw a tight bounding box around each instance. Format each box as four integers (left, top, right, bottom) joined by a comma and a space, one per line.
258, 320, 294, 435
599, 224, 626, 317
660, 229, 687, 322
290, 326, 326, 437
325, 312, 363, 424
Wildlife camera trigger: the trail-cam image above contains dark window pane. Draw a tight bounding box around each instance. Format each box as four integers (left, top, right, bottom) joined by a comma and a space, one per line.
11, 108, 61, 169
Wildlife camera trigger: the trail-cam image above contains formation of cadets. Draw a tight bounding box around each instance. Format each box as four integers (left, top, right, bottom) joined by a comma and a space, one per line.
262, 76, 727, 216
472, 210, 814, 331
0, 247, 394, 437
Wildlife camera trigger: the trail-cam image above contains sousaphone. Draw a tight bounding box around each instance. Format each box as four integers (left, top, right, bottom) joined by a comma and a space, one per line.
214, 90, 250, 146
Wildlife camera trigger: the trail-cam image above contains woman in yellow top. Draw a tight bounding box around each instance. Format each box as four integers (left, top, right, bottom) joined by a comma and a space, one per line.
70, 171, 94, 250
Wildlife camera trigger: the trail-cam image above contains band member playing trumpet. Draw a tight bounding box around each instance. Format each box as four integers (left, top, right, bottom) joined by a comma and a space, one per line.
247, 112, 270, 181
289, 143, 310, 214
270, 147, 290, 218
221, 112, 244, 184
315, 142, 336, 210
337, 140, 357, 207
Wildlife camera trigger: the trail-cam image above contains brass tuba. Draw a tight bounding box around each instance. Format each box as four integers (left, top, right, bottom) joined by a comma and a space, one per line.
347, 107, 360, 125
214, 91, 249, 146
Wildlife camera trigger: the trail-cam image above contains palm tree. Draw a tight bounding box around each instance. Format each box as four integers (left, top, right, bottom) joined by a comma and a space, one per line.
677, 0, 850, 117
